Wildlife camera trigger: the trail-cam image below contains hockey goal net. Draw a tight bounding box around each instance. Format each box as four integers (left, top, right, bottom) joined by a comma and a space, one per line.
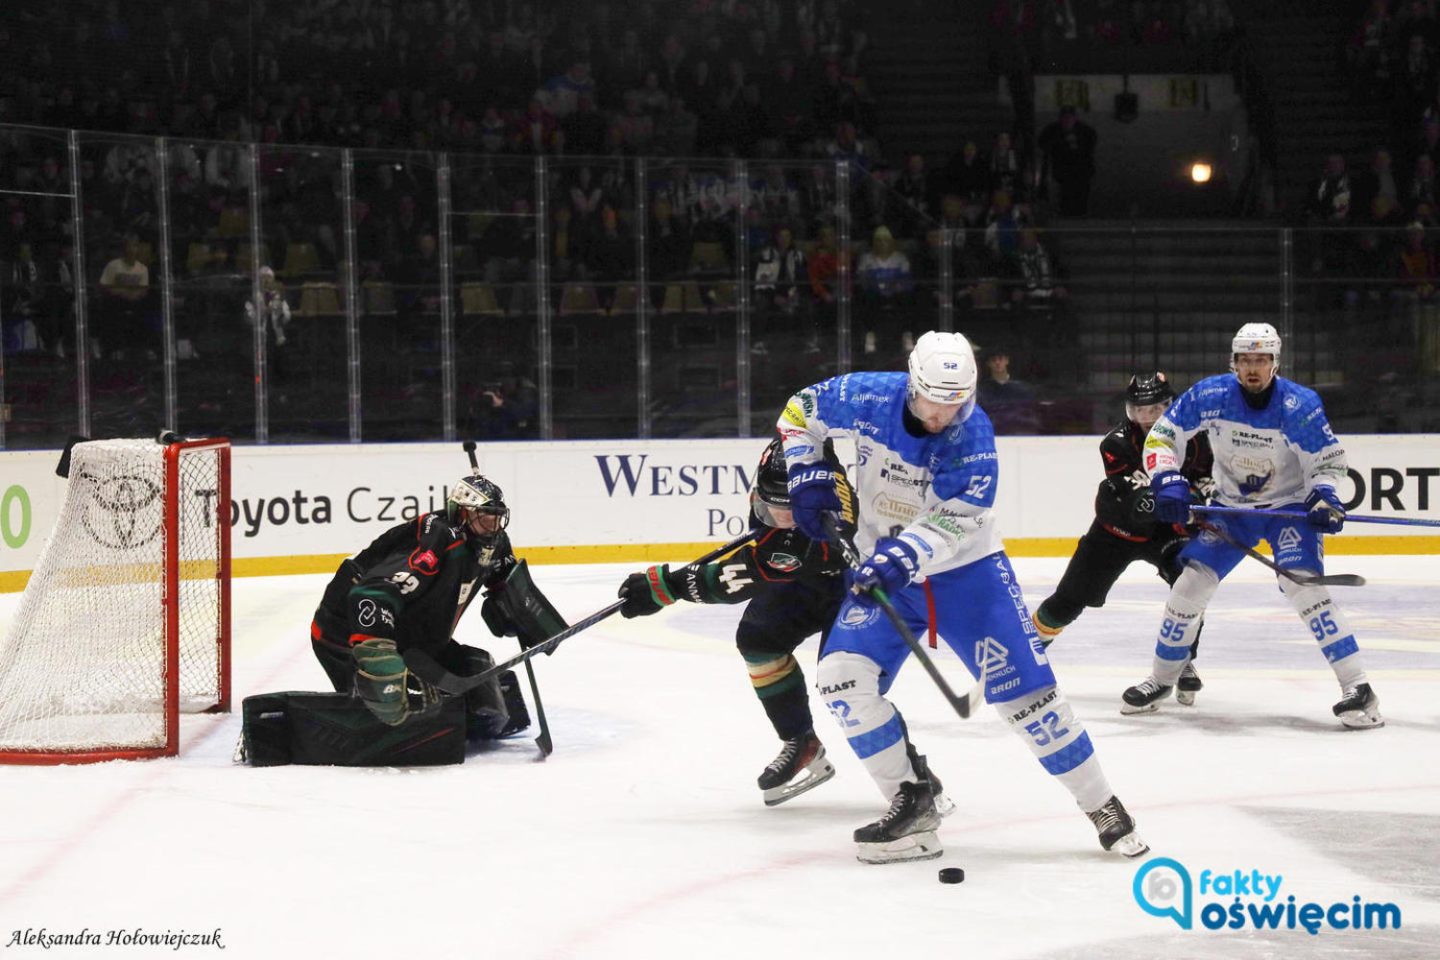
0, 437, 231, 763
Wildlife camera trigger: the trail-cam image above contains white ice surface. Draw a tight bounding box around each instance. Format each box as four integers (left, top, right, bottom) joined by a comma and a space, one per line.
1, 555, 1438, 960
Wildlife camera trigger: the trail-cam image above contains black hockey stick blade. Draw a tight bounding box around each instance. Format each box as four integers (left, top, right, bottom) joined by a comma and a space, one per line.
820, 513, 981, 720
1198, 521, 1366, 588
523, 659, 552, 759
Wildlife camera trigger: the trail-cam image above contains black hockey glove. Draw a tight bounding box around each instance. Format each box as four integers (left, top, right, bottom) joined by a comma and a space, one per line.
480, 593, 520, 638
618, 565, 678, 618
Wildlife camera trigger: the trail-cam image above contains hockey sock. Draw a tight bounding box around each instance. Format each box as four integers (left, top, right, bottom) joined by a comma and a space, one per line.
996, 685, 1113, 812
743, 652, 813, 740
1150, 563, 1219, 686
1277, 576, 1368, 689
817, 651, 917, 801
1032, 605, 1068, 644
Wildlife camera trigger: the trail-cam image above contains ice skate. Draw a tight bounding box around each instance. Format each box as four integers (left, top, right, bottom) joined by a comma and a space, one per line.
854, 780, 943, 864
758, 731, 835, 806
1087, 795, 1149, 858
1175, 662, 1202, 706
1333, 683, 1384, 730
907, 745, 955, 817
1121, 676, 1173, 715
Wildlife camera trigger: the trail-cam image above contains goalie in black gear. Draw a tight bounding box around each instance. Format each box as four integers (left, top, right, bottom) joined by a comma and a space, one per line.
245, 474, 553, 765
1033, 372, 1215, 704
617, 437, 851, 805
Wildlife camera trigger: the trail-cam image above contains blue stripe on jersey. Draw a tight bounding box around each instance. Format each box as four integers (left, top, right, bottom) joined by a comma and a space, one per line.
847, 711, 906, 759
1321, 635, 1359, 662
1039, 732, 1095, 775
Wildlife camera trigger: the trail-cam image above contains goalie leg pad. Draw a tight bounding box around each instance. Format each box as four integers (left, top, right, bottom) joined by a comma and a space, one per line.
438, 641, 514, 740
240, 692, 466, 766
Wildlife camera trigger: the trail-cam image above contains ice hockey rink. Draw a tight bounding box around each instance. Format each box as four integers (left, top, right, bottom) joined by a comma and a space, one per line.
1, 553, 1437, 960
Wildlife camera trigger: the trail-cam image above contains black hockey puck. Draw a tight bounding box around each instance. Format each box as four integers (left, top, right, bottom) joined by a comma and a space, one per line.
938, 867, 965, 884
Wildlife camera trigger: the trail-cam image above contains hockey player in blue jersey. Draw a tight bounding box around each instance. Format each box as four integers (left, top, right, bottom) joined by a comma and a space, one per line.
1124, 322, 1383, 729
779, 330, 1148, 864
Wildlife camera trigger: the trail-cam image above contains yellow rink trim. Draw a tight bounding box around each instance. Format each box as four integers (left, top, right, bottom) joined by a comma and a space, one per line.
3, 535, 1438, 593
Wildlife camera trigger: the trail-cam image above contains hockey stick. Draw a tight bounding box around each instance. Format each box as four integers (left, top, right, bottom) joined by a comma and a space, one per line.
1192, 504, 1440, 529
461, 439, 553, 758
461, 440, 553, 756
821, 513, 983, 720
404, 529, 758, 696
1196, 521, 1366, 587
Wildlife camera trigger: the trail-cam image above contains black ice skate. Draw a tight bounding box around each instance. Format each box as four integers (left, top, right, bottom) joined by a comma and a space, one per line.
905, 744, 955, 817
758, 731, 836, 806
1176, 662, 1203, 707
854, 780, 943, 865
1333, 683, 1384, 730
1087, 795, 1149, 858
1121, 676, 1173, 715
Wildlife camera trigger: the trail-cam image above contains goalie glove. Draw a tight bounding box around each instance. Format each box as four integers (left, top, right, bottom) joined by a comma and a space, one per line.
618, 565, 678, 618
352, 638, 442, 726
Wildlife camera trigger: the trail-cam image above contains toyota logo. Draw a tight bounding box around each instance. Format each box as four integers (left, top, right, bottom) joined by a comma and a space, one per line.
79, 471, 163, 550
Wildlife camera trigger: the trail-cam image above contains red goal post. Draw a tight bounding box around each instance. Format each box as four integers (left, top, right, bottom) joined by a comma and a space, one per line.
0, 436, 232, 764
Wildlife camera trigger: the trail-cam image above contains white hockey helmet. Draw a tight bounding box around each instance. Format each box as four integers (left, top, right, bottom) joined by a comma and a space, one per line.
1230, 322, 1281, 385
907, 331, 977, 408
1231, 322, 1281, 362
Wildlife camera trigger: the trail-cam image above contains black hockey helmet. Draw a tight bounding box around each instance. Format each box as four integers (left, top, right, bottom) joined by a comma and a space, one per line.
447, 474, 510, 542
754, 437, 790, 508
1126, 371, 1175, 407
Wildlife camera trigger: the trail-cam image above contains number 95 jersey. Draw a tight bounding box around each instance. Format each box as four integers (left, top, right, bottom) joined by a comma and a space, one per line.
779, 371, 1004, 576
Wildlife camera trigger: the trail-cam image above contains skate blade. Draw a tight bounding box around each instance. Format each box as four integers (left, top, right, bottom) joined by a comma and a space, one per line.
856, 831, 943, 865
1338, 711, 1385, 730
762, 758, 836, 806
1119, 701, 1160, 716
1175, 689, 1196, 707
1107, 831, 1150, 859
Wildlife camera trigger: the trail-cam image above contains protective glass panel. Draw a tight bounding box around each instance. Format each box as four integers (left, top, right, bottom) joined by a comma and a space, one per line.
645, 160, 740, 437
167, 138, 257, 441
79, 133, 164, 439
548, 158, 638, 439
256, 145, 349, 441
450, 155, 540, 440
0, 127, 76, 449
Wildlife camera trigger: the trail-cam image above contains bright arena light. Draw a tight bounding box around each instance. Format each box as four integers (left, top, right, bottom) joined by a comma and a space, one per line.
1190, 161, 1213, 184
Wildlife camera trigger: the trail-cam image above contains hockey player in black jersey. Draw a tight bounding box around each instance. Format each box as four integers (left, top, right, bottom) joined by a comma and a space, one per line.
1032, 372, 1216, 704
310, 473, 537, 741
617, 438, 851, 805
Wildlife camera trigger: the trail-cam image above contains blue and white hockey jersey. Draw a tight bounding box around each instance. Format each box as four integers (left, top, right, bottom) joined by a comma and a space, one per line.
778, 371, 1004, 575
1143, 374, 1347, 508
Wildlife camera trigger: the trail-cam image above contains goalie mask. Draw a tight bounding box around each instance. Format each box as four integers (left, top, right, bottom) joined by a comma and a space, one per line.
1124, 371, 1174, 433
446, 474, 510, 543
751, 437, 794, 529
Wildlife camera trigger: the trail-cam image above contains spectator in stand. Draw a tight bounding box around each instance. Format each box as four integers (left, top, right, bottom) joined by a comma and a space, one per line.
1392, 32, 1438, 137
752, 224, 808, 355
892, 153, 934, 239
1354, 147, 1400, 216
1409, 153, 1437, 212
977, 346, 1041, 434
615, 91, 656, 155
633, 70, 670, 116
984, 189, 1030, 265
989, 130, 1024, 200
856, 224, 914, 355
1038, 106, 1098, 217
1306, 154, 1353, 276
766, 58, 815, 154
808, 222, 846, 307
96, 233, 151, 360
604, 28, 649, 94
653, 96, 699, 157
512, 97, 560, 155
540, 61, 597, 120
244, 265, 292, 384
1395, 219, 1440, 371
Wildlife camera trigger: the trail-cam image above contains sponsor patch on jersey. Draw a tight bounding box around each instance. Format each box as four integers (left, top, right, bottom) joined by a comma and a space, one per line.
408, 547, 440, 575
782, 400, 806, 427
839, 602, 879, 627
766, 552, 802, 572
872, 493, 919, 525
357, 598, 377, 628
1275, 526, 1302, 552
1146, 452, 1158, 470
